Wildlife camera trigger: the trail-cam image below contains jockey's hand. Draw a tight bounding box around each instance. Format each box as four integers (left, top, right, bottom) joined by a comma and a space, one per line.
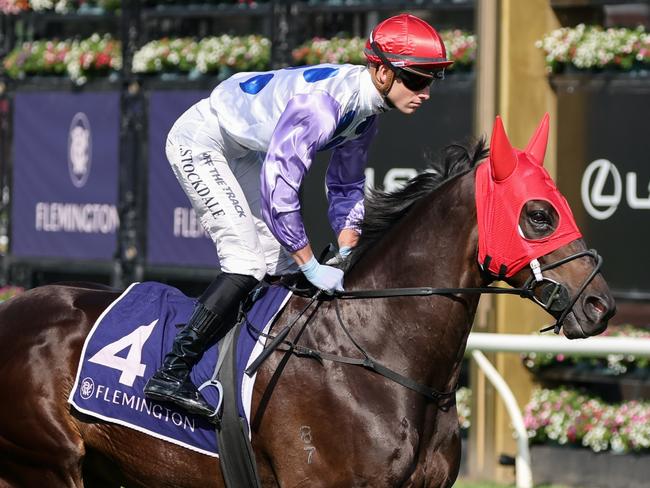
298, 256, 344, 294
325, 245, 353, 266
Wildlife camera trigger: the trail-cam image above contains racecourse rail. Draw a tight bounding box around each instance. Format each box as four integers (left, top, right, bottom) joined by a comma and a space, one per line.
464, 333, 650, 488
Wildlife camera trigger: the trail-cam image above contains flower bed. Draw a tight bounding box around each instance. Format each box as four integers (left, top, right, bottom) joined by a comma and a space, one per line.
456, 386, 471, 430
292, 37, 367, 65
132, 35, 271, 76
537, 24, 650, 73
2, 34, 121, 84
0, 285, 23, 303
0, 0, 120, 14
292, 30, 476, 70
524, 387, 650, 454
523, 324, 650, 376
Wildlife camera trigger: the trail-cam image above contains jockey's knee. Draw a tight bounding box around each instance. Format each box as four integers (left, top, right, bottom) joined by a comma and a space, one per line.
221, 255, 267, 282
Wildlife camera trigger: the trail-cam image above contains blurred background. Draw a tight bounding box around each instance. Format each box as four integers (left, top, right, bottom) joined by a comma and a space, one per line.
0, 0, 648, 486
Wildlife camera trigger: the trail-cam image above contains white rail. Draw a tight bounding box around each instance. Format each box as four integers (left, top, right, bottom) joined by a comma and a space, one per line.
467, 333, 650, 357
464, 333, 650, 488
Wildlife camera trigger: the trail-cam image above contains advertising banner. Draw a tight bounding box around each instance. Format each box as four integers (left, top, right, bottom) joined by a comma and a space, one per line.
11, 91, 120, 260
146, 75, 474, 267
146, 90, 217, 267
556, 83, 650, 296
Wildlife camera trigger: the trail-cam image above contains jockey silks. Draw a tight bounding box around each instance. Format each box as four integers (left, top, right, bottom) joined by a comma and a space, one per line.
475, 115, 582, 278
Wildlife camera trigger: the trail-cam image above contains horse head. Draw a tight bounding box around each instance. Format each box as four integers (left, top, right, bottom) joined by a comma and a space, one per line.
477, 114, 616, 338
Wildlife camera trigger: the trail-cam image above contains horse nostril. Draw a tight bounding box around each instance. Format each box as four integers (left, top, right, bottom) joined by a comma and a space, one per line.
584, 295, 610, 322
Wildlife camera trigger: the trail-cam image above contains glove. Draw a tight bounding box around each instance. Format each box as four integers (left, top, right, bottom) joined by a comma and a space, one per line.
299, 256, 344, 294
325, 245, 353, 266
338, 246, 352, 258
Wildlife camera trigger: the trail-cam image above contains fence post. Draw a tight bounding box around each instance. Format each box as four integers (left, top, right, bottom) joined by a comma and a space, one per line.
115, 0, 145, 288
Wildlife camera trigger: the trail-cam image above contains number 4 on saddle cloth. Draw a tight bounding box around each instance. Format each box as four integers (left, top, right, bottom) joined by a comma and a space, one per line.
68, 281, 292, 457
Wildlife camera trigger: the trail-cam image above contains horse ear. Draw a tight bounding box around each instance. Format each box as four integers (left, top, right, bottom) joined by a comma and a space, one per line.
525, 112, 550, 166
489, 116, 517, 181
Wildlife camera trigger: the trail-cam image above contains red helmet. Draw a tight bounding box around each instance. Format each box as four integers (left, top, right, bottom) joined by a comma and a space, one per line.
364, 14, 452, 78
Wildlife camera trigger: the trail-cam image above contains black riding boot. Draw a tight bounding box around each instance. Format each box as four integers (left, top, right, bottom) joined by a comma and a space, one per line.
144, 273, 259, 416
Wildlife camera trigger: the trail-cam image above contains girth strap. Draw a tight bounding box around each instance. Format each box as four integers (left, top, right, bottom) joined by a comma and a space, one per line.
215, 321, 263, 488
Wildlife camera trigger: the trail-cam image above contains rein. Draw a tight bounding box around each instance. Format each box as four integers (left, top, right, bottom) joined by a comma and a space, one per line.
244, 296, 457, 407
338, 248, 603, 335
245, 248, 603, 405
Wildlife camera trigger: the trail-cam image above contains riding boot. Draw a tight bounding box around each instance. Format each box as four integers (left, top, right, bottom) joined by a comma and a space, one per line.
144, 273, 259, 416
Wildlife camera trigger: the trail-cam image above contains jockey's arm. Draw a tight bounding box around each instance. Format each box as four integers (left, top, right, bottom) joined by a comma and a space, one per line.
260, 91, 340, 265
326, 115, 378, 255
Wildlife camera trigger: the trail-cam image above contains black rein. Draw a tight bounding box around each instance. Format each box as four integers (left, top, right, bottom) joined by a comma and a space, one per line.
245, 248, 603, 406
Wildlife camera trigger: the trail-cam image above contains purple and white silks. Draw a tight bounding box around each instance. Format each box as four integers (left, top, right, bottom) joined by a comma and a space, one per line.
208, 65, 388, 252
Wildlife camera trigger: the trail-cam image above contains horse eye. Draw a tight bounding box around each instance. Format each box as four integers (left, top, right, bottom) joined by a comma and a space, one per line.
530, 210, 549, 225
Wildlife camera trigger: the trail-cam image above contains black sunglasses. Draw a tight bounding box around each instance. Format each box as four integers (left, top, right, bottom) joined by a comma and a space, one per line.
369, 41, 442, 92
396, 69, 433, 92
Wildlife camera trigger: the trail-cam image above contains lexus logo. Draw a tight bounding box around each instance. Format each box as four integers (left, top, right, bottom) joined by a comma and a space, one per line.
581, 158, 650, 220
581, 159, 621, 220
68, 112, 92, 188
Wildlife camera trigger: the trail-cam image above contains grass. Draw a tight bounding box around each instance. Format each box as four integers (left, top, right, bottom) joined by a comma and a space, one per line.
455, 482, 571, 488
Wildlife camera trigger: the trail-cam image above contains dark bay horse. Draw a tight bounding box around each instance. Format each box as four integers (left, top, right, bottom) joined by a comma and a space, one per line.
0, 116, 614, 487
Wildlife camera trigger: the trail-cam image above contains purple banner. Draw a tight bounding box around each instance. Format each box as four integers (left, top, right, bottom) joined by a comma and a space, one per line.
146, 90, 219, 267
11, 91, 120, 260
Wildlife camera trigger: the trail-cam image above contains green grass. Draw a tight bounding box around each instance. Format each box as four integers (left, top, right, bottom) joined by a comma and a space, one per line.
455, 482, 571, 488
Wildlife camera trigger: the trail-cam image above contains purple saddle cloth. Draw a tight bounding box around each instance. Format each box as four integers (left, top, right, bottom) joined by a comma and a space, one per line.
69, 281, 291, 457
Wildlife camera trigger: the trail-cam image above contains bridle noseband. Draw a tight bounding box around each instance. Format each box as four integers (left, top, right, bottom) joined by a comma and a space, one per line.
525, 248, 603, 334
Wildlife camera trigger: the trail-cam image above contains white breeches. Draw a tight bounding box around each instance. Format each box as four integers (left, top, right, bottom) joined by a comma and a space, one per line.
166, 99, 297, 281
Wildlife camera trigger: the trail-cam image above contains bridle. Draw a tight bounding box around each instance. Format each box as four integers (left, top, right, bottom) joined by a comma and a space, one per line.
522, 248, 603, 334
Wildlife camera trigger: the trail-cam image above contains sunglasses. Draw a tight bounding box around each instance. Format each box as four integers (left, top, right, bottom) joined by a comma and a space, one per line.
396, 69, 434, 92
369, 41, 444, 92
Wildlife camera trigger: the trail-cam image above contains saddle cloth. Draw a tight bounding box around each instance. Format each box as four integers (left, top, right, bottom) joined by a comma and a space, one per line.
68, 281, 292, 457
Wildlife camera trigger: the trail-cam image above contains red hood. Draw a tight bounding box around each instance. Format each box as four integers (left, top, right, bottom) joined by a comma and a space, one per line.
475, 115, 582, 278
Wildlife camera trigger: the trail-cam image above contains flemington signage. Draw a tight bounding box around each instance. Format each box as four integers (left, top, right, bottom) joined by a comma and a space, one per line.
11, 92, 120, 260
146, 90, 218, 267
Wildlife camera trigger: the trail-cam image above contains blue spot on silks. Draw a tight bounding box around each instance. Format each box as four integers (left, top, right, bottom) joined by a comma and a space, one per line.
318, 136, 346, 151
303, 67, 339, 83
332, 110, 356, 138
239, 73, 274, 94
355, 115, 375, 135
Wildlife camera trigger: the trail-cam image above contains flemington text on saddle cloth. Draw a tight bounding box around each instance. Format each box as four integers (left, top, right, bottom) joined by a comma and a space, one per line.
68, 281, 292, 457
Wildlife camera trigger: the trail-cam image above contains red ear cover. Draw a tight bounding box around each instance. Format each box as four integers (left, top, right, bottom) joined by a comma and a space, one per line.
525, 112, 550, 166
489, 116, 517, 181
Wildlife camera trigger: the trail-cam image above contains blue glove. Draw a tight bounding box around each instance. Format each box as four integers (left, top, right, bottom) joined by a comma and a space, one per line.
299, 256, 344, 294
325, 245, 353, 266
338, 246, 352, 258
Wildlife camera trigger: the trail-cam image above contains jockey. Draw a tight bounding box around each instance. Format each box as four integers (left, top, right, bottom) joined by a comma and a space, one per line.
144, 13, 452, 416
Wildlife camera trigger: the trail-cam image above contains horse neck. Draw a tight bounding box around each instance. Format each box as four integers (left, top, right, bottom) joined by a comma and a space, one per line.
344, 170, 482, 390
349, 169, 482, 292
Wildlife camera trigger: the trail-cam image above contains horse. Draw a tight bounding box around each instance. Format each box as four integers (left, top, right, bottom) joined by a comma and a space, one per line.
0, 115, 615, 488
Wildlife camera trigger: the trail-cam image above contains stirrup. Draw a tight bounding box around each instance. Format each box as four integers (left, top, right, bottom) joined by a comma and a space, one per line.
198, 378, 224, 425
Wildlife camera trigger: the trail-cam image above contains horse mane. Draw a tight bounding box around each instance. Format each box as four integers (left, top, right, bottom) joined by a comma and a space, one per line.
350, 137, 488, 262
